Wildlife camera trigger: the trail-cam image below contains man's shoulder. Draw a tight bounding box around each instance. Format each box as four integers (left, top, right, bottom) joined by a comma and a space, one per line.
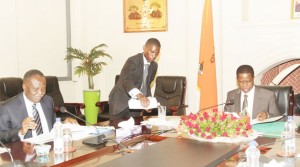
129, 53, 143, 59
1, 93, 23, 107
126, 53, 143, 64
227, 88, 239, 95
41, 95, 54, 103
255, 86, 274, 95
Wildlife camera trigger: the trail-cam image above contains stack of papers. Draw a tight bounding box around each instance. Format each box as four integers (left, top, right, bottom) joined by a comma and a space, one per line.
71, 125, 115, 140
23, 124, 115, 144
140, 117, 181, 127
252, 121, 285, 138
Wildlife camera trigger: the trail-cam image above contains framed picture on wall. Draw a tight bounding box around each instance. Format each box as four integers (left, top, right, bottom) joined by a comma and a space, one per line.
291, 0, 300, 19
123, 0, 167, 32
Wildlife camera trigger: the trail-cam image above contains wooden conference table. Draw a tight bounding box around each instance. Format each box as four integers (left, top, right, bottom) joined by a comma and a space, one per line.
1, 116, 300, 167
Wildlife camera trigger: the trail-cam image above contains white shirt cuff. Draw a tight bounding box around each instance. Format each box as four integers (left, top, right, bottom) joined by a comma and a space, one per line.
129, 88, 142, 98
18, 131, 25, 141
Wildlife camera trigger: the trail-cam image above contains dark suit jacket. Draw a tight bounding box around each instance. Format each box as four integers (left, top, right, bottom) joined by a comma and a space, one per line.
224, 86, 280, 119
0, 93, 56, 143
108, 53, 158, 116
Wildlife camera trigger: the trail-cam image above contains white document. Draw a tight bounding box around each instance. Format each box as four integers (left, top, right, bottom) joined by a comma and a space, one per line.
23, 124, 115, 144
252, 115, 283, 125
71, 125, 115, 140
128, 97, 158, 109
23, 132, 54, 145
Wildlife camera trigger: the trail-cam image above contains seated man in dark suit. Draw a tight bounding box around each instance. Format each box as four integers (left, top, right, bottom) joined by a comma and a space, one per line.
0, 69, 77, 143
224, 65, 280, 122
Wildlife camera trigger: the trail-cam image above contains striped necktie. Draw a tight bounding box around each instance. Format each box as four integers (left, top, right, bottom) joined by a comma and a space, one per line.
32, 104, 43, 135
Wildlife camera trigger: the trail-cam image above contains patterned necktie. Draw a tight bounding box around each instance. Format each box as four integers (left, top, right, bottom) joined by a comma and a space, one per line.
242, 94, 248, 112
32, 104, 43, 135
140, 64, 149, 95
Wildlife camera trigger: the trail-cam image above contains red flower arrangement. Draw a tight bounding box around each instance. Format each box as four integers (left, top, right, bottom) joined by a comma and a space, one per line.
178, 110, 253, 140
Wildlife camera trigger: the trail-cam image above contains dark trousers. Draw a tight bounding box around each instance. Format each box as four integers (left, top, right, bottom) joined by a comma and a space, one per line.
109, 107, 142, 120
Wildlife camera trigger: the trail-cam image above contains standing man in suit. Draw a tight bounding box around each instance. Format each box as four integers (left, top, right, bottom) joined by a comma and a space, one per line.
0, 69, 77, 143
109, 38, 161, 120
224, 65, 280, 122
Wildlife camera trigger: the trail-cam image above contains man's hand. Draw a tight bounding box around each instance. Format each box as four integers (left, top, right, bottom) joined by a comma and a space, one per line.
23, 142, 35, 154
137, 93, 150, 108
256, 111, 268, 121
63, 117, 79, 124
19, 117, 37, 135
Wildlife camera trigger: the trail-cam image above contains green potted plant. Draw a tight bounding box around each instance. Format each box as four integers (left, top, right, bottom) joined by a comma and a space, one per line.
65, 44, 112, 124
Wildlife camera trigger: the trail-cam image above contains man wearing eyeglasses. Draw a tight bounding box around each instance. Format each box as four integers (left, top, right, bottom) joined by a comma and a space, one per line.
224, 65, 280, 122
108, 38, 161, 120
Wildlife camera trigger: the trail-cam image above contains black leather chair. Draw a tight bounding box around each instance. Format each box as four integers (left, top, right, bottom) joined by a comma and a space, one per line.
97, 75, 188, 121
294, 93, 300, 116
256, 85, 294, 116
45, 76, 85, 123
96, 75, 119, 122
0, 77, 23, 103
153, 76, 188, 116
0, 76, 85, 123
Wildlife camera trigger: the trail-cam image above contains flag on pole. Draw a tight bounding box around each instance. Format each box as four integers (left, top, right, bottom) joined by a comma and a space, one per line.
197, 0, 217, 111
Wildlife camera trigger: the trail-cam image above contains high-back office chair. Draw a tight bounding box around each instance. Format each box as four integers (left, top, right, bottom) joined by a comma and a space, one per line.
96, 75, 120, 122
256, 85, 294, 116
0, 76, 84, 122
45, 76, 85, 122
153, 76, 188, 116
293, 93, 300, 116
0, 77, 23, 103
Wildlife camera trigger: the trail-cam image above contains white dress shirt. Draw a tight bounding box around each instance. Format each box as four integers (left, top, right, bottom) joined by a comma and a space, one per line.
240, 86, 255, 121
19, 93, 50, 140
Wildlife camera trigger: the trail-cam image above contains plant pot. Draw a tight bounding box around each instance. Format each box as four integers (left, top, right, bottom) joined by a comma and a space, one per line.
83, 90, 100, 125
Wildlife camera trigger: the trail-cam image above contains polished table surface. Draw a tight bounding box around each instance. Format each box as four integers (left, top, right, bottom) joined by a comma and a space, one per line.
1, 116, 300, 167
0, 116, 166, 167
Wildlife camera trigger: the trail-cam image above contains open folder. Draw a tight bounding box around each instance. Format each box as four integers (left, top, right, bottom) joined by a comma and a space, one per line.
128, 97, 158, 109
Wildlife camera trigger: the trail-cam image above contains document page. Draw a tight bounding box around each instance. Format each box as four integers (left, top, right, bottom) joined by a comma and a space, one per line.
23, 124, 115, 144
252, 116, 283, 125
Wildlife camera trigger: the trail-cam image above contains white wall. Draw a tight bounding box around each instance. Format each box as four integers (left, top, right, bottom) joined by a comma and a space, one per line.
1, 0, 300, 114
221, 0, 300, 101
0, 0, 68, 77
61, 0, 202, 114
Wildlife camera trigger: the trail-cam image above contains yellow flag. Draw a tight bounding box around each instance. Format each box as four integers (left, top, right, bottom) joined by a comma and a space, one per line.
198, 0, 217, 111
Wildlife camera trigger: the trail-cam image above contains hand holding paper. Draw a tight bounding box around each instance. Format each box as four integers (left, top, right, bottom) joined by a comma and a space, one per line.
128, 97, 158, 109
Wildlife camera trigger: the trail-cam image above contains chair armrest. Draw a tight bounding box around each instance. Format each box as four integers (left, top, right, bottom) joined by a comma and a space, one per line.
65, 103, 85, 115
96, 101, 109, 114
169, 105, 189, 116
53, 103, 85, 116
